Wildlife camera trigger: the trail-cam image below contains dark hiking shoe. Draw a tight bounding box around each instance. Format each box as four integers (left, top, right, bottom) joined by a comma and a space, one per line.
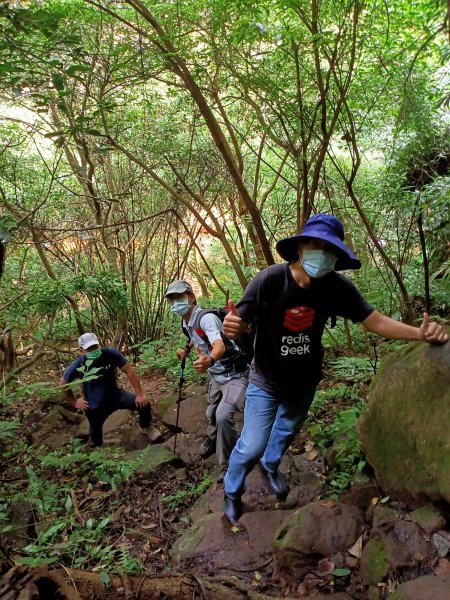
217, 468, 227, 485
199, 437, 216, 459
260, 463, 289, 500
223, 494, 243, 524
88, 437, 102, 449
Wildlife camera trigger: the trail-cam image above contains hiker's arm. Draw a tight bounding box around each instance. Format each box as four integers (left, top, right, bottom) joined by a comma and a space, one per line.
193, 339, 226, 372
121, 363, 149, 407
362, 311, 448, 344
60, 376, 88, 410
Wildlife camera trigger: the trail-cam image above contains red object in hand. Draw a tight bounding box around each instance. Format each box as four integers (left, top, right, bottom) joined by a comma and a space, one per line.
283, 306, 315, 332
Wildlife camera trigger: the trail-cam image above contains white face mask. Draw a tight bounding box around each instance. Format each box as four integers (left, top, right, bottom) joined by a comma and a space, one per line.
301, 249, 337, 278
170, 298, 191, 317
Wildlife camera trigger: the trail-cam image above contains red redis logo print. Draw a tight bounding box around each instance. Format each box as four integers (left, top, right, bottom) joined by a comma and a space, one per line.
283, 306, 315, 332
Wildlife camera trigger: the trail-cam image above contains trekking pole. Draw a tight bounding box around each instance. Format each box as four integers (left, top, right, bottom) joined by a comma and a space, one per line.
173, 356, 186, 453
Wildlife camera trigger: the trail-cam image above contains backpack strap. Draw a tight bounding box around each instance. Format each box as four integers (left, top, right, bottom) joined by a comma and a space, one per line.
195, 308, 234, 350
181, 319, 190, 340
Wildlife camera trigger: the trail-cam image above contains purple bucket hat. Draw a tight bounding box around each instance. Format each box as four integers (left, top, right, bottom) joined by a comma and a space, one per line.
276, 213, 361, 271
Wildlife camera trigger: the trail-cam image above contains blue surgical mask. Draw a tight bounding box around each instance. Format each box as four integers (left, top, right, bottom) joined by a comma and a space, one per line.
86, 349, 102, 360
170, 298, 191, 317
301, 249, 337, 278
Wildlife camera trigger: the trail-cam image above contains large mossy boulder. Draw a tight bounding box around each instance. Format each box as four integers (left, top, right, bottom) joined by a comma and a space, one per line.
357, 341, 450, 503
274, 501, 364, 578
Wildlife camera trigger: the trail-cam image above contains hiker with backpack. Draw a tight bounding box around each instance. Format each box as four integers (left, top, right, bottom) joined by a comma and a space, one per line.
61, 333, 159, 448
164, 280, 249, 477
221, 213, 448, 523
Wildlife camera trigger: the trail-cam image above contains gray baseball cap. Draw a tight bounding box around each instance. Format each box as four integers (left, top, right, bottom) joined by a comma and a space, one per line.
78, 332, 99, 349
164, 280, 193, 297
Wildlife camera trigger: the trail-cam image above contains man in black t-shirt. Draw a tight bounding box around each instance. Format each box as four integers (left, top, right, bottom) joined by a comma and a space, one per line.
61, 333, 158, 447
221, 214, 448, 523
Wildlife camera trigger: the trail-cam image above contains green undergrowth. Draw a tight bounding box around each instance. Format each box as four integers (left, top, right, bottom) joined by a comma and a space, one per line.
0, 439, 145, 572
135, 317, 205, 385
161, 475, 213, 510
0, 438, 191, 575
305, 359, 372, 498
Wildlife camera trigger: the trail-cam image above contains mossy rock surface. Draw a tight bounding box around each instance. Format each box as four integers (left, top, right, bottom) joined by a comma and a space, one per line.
410, 506, 446, 535
359, 536, 389, 585
386, 574, 450, 600
127, 445, 178, 474
274, 501, 364, 556
357, 341, 450, 503
152, 394, 179, 420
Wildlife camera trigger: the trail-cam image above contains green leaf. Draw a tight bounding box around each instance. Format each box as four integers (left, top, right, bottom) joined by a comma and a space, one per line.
381, 496, 390, 503
0, 64, 23, 73
98, 516, 110, 529
51, 73, 65, 91
99, 571, 111, 587
308, 423, 321, 437
65, 495, 73, 510
0, 215, 18, 232
65, 64, 91, 76
331, 568, 351, 577
16, 556, 40, 565
84, 129, 103, 137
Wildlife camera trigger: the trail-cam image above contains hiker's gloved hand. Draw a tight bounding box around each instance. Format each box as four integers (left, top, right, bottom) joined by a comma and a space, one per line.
135, 392, 149, 408
223, 300, 250, 339
74, 397, 89, 410
176, 347, 188, 361
419, 313, 448, 344
193, 346, 213, 373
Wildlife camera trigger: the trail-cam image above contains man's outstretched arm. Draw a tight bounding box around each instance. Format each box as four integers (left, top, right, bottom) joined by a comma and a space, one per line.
362, 311, 448, 344
121, 363, 149, 407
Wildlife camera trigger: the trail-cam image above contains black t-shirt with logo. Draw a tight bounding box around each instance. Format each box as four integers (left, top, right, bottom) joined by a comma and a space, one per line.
237, 264, 374, 396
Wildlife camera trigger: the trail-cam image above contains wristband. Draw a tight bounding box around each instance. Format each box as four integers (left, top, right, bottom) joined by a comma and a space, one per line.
184, 345, 191, 354
209, 356, 215, 366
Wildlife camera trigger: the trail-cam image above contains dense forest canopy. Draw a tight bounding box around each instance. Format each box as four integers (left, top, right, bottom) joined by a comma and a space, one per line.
0, 0, 449, 372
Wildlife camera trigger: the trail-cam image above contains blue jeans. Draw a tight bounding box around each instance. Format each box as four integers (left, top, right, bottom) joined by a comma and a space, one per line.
224, 383, 316, 498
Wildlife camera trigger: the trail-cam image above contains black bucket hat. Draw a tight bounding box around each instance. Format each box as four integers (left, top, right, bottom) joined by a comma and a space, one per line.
276, 213, 361, 271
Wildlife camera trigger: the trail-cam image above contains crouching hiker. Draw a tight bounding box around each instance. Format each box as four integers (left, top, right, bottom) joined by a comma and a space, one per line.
165, 280, 249, 480
221, 214, 448, 524
61, 332, 159, 448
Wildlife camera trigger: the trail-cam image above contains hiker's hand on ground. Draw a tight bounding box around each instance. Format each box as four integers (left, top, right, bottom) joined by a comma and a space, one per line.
75, 397, 89, 410
193, 346, 213, 372
223, 300, 249, 339
176, 347, 188, 361
135, 392, 149, 408
419, 312, 448, 344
